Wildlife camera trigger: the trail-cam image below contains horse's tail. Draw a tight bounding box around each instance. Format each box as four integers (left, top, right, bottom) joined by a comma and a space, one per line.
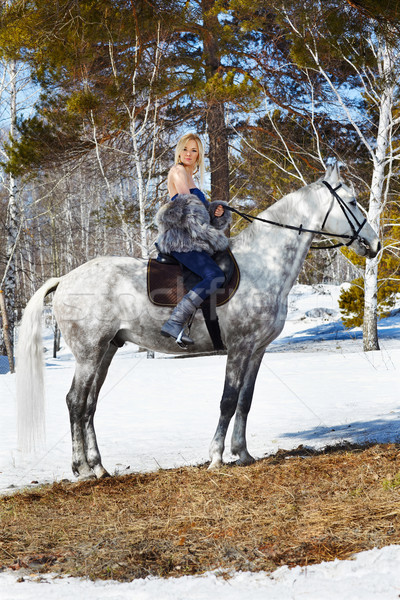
16, 277, 61, 452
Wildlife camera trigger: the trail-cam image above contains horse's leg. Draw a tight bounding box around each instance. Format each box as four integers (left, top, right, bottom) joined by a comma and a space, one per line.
66, 343, 118, 480
230, 348, 265, 465
66, 360, 99, 480
82, 343, 118, 479
208, 349, 252, 469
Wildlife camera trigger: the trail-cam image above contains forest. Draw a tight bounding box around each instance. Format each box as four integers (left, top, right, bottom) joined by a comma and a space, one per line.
0, 0, 399, 365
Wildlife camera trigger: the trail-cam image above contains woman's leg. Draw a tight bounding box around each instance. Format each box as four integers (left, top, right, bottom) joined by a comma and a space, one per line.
171, 250, 225, 300
161, 251, 225, 345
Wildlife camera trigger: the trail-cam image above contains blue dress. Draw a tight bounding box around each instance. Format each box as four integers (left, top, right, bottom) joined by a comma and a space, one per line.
171, 187, 209, 208
170, 188, 225, 301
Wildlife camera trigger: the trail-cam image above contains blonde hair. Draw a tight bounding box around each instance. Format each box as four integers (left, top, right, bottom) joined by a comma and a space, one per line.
174, 133, 205, 186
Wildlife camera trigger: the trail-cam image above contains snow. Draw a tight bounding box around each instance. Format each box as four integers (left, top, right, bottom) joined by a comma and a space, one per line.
1, 283, 400, 599
2, 546, 400, 600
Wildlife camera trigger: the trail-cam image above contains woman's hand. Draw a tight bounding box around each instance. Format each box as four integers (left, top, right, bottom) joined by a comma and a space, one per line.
214, 204, 224, 217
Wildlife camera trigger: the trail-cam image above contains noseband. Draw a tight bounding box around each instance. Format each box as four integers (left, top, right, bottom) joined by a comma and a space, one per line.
224, 180, 368, 251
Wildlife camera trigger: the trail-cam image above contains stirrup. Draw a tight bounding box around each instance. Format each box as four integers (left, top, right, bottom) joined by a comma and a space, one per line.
176, 328, 193, 349
176, 329, 187, 349
176, 308, 197, 348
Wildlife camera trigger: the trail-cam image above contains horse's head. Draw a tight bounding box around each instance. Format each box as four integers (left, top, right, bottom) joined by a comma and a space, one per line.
319, 164, 381, 259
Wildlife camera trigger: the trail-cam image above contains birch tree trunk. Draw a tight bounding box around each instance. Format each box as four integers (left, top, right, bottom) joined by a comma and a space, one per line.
362, 40, 394, 351
127, 27, 162, 260
1, 58, 19, 365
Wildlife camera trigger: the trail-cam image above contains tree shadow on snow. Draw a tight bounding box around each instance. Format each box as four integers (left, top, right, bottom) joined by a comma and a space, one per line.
270, 309, 400, 351
280, 412, 400, 446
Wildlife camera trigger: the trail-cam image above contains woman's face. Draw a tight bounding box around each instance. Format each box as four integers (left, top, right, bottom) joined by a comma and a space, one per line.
179, 139, 199, 168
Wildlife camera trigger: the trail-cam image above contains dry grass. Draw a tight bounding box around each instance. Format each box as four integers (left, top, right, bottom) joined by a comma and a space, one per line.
1, 443, 400, 581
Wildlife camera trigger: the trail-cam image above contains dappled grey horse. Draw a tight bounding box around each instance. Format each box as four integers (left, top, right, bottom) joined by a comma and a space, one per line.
16, 165, 380, 478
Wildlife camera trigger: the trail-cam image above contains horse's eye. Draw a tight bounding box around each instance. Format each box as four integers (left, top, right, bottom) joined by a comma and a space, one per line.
350, 200, 357, 207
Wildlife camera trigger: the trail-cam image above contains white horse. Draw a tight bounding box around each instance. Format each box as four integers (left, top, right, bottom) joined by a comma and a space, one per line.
16, 165, 380, 478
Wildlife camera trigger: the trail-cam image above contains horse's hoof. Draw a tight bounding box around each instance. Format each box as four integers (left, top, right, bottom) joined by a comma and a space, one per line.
73, 462, 96, 480
235, 452, 256, 466
208, 458, 223, 470
76, 472, 96, 481
94, 465, 110, 479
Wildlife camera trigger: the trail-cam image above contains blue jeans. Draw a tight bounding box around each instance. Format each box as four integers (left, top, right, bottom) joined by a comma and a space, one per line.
171, 250, 225, 301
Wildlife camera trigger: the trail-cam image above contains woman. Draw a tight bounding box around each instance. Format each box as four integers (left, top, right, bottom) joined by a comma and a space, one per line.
156, 133, 231, 345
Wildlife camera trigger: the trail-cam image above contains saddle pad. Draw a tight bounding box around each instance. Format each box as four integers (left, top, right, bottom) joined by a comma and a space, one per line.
147, 249, 240, 308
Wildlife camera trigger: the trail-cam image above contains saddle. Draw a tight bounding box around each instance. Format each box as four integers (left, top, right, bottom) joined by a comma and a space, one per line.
147, 248, 240, 308
147, 248, 240, 351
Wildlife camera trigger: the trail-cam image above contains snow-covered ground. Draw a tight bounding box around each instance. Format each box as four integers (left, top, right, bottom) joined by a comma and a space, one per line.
1, 284, 400, 599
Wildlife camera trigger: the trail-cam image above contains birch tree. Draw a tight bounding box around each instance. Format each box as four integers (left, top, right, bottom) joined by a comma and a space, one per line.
362, 37, 397, 350
281, 3, 400, 351
1, 58, 18, 366
0, 55, 36, 364
105, 23, 165, 259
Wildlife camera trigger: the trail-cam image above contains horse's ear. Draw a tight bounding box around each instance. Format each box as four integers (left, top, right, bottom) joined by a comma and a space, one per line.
324, 162, 340, 183
324, 164, 333, 181
331, 162, 340, 183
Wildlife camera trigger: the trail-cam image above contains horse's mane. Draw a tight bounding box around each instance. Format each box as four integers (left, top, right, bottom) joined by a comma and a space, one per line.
231, 180, 324, 251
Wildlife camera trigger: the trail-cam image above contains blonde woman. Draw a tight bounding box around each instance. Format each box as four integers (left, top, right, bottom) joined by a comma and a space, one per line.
156, 133, 231, 345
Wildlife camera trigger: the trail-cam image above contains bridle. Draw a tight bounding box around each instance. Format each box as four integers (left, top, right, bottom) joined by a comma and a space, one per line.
318, 181, 367, 249
225, 180, 368, 251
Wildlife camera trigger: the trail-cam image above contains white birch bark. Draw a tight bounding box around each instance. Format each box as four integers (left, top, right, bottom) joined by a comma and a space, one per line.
64, 193, 75, 270
128, 26, 161, 260
105, 24, 163, 260
0, 45, 38, 360
90, 112, 134, 256
363, 39, 395, 350
37, 223, 45, 283
0, 58, 19, 362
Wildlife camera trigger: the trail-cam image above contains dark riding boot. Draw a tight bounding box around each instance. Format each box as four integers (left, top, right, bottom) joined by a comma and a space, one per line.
161, 290, 203, 345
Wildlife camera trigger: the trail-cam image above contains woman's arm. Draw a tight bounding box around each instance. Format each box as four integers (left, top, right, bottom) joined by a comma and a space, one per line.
168, 165, 224, 218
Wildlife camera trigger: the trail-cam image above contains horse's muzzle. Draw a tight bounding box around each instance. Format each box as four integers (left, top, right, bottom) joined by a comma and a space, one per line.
363, 239, 381, 259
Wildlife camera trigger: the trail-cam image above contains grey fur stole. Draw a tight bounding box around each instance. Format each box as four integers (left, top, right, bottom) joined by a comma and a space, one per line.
155, 194, 231, 255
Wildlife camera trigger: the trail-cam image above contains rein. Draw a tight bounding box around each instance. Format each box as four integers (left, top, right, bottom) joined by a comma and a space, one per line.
225, 180, 367, 251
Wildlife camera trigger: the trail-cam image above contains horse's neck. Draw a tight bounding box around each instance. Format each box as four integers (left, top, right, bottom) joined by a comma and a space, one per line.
233, 186, 321, 291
